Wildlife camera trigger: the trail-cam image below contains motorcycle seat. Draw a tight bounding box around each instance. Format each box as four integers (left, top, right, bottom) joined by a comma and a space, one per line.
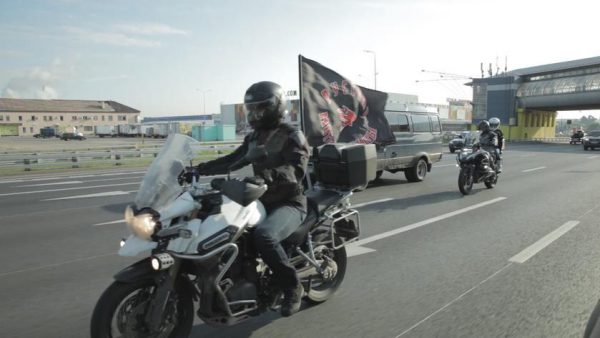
305, 188, 343, 215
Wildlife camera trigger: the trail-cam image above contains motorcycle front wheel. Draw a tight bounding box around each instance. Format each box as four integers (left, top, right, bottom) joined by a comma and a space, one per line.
90, 279, 194, 338
458, 169, 474, 195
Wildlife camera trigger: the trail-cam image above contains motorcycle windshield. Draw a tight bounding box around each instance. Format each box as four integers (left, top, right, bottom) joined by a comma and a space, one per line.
134, 134, 198, 210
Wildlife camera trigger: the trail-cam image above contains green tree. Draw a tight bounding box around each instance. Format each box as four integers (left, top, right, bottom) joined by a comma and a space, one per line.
587, 122, 600, 130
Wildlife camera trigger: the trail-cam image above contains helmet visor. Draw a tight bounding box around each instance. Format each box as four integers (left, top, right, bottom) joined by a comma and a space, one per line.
244, 97, 276, 115
244, 97, 277, 125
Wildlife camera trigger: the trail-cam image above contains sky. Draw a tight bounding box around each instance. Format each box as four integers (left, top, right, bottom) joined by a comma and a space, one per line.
1, 0, 600, 119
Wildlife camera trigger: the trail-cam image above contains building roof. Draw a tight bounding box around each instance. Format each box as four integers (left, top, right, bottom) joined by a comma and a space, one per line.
0, 98, 140, 113
142, 115, 213, 123
505, 56, 600, 77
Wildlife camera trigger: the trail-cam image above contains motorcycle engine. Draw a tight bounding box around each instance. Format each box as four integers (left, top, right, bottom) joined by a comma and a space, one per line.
222, 257, 258, 303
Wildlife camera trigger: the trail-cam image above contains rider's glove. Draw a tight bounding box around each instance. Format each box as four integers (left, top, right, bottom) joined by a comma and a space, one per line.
180, 166, 199, 184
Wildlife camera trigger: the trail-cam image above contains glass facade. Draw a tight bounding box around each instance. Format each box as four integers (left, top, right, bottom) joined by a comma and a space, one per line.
517, 73, 600, 97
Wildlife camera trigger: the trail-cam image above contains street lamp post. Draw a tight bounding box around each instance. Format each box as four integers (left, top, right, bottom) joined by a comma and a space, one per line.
363, 49, 377, 90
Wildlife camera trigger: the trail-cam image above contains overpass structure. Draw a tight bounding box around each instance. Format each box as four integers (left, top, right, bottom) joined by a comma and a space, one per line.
470, 56, 600, 140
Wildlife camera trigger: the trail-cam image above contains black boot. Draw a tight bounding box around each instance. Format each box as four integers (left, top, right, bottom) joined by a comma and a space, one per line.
280, 283, 303, 317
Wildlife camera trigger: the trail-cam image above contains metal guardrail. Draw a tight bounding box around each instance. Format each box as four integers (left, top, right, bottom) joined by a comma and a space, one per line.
0, 144, 236, 171
506, 137, 571, 143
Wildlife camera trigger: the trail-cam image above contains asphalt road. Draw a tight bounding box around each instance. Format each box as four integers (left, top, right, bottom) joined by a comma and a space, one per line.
1, 143, 599, 338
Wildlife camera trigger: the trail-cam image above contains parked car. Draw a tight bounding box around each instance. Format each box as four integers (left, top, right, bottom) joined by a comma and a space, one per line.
60, 132, 86, 141
583, 130, 600, 150
449, 131, 478, 153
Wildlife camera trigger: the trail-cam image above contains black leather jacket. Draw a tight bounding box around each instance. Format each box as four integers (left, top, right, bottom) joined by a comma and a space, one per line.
198, 123, 309, 212
479, 130, 498, 153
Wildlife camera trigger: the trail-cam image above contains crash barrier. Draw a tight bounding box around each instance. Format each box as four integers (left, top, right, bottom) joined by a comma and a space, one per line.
0, 144, 236, 172
506, 137, 571, 143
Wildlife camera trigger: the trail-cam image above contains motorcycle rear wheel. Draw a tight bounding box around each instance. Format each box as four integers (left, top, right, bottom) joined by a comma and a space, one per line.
458, 170, 474, 195
306, 242, 347, 304
90, 279, 194, 338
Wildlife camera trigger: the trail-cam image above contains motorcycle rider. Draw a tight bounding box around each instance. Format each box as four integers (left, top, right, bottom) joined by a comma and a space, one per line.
195, 81, 309, 317
476, 120, 499, 171
489, 117, 503, 173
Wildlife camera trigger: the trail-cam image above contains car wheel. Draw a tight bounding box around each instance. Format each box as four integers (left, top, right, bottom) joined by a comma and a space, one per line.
449, 147, 455, 153
584, 146, 589, 151
405, 158, 428, 182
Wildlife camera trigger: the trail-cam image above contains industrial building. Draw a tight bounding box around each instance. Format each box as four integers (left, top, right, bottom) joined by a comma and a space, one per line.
0, 98, 140, 136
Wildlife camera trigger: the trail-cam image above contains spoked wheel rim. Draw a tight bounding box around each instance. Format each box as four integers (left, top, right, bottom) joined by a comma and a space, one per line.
112, 285, 156, 338
111, 285, 179, 338
306, 240, 347, 304
91, 278, 194, 338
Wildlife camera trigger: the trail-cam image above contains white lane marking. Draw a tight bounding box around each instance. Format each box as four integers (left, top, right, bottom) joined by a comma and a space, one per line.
0, 253, 117, 278
435, 164, 458, 168
0, 182, 139, 196
0, 170, 146, 184
588, 156, 598, 159
93, 219, 126, 226
17, 181, 83, 187
395, 263, 513, 337
352, 197, 507, 247
509, 220, 580, 264
346, 245, 376, 257
42, 190, 132, 201
0, 179, 24, 184
353, 198, 394, 208
522, 166, 546, 173
17, 176, 144, 187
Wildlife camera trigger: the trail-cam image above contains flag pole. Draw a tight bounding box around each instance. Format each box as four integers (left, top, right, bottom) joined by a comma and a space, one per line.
298, 54, 305, 134
298, 54, 313, 190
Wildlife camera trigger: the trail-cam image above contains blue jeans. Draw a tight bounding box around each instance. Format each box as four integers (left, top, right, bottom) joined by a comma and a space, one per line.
254, 205, 306, 290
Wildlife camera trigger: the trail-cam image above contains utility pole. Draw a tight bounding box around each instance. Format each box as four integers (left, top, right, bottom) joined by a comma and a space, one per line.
197, 89, 212, 115
363, 50, 377, 89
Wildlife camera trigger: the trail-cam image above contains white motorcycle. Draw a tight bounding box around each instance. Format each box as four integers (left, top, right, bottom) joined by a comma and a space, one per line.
90, 134, 364, 338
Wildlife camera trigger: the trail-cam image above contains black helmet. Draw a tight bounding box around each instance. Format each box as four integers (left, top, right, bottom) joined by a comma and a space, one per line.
478, 120, 490, 132
489, 117, 500, 130
244, 81, 286, 130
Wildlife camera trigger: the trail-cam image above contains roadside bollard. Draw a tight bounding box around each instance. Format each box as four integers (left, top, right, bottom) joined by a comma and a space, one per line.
24, 158, 31, 171
72, 152, 79, 168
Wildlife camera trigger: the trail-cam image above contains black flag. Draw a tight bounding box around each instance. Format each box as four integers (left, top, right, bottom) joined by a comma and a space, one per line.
299, 55, 395, 147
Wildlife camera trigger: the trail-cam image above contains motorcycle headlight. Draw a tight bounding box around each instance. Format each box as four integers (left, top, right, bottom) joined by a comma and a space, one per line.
124, 206, 159, 240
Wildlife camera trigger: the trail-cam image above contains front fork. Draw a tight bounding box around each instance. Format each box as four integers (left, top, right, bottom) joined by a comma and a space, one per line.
145, 259, 182, 333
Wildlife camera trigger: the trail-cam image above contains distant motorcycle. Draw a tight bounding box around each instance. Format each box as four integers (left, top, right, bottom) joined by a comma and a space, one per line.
456, 144, 499, 195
